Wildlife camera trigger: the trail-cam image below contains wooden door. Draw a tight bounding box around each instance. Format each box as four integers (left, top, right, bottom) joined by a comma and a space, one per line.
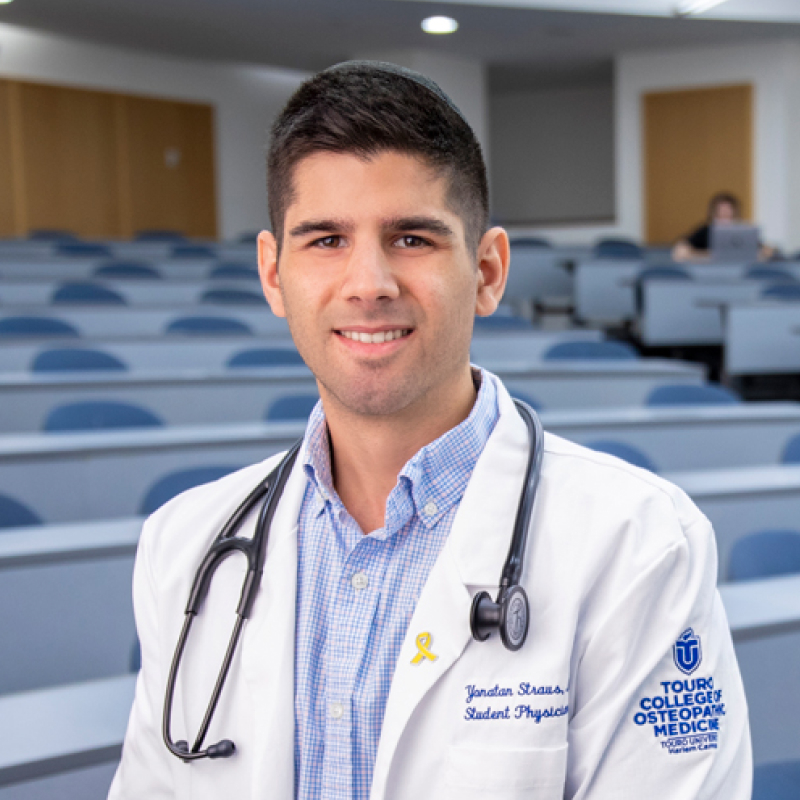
644, 84, 753, 245
119, 96, 217, 239
0, 81, 16, 237
0, 80, 217, 240
11, 81, 124, 239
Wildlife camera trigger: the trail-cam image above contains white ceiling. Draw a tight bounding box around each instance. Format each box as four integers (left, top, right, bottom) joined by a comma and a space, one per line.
0, 0, 798, 89
401, 0, 800, 22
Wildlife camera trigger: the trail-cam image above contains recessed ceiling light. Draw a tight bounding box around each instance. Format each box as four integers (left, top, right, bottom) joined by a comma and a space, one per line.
0, 0, 14, 5
421, 16, 458, 35
675, 0, 729, 16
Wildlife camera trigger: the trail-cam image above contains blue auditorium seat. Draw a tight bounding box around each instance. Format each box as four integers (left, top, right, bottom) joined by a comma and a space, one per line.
761, 283, 800, 301
745, 265, 796, 283
200, 288, 264, 305
171, 244, 216, 259
209, 263, 259, 280
586, 440, 658, 473
227, 348, 305, 368
0, 316, 79, 338
266, 394, 319, 421
51, 282, 126, 305
94, 262, 160, 280
130, 638, 142, 673
54, 242, 113, 258
635, 266, 692, 312
510, 237, 551, 249
543, 340, 639, 360
728, 530, 800, 581
508, 390, 542, 411
28, 229, 77, 242
140, 465, 241, 514
473, 315, 532, 331
645, 384, 740, 406
0, 494, 42, 529
781, 432, 800, 464
592, 238, 643, 259
753, 759, 800, 800
43, 400, 163, 432
31, 348, 127, 373
638, 265, 691, 282
165, 316, 252, 336
135, 230, 185, 241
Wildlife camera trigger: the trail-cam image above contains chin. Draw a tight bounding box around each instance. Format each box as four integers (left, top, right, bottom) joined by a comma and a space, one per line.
321, 373, 421, 418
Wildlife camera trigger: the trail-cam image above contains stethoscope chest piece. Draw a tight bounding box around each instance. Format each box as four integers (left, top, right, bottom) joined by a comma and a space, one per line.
470, 584, 530, 652
468, 399, 542, 653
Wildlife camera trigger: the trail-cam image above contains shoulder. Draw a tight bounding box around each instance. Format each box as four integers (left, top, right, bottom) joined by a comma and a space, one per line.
137, 452, 288, 578
540, 431, 713, 568
686, 223, 710, 248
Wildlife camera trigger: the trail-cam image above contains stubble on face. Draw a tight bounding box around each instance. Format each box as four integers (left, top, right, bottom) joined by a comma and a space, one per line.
275, 151, 479, 423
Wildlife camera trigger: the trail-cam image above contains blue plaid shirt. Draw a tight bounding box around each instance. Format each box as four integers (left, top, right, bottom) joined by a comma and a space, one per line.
294, 370, 500, 800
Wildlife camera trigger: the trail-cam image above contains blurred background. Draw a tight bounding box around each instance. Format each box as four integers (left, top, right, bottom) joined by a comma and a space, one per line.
1, 1, 800, 798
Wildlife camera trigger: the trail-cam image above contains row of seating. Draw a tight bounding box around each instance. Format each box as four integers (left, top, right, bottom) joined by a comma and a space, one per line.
0, 314, 264, 337
16, 262, 258, 281
0, 339, 648, 366
6, 283, 265, 307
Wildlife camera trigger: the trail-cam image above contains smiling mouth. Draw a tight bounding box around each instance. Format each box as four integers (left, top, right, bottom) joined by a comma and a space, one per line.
337, 328, 413, 344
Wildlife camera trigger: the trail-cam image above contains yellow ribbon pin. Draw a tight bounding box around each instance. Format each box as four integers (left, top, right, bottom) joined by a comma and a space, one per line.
411, 632, 438, 665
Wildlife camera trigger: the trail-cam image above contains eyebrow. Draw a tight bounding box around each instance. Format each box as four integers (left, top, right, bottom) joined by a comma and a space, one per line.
288, 219, 353, 238
287, 215, 456, 240
385, 216, 455, 238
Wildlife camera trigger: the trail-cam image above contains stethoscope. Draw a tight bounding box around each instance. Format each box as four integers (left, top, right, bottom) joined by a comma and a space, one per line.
163, 400, 544, 762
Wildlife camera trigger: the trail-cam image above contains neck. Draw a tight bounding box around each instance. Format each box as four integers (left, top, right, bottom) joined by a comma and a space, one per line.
323, 367, 478, 534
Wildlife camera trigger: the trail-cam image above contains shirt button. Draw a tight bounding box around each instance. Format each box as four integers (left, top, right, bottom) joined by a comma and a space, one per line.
351, 571, 369, 591
330, 702, 344, 719
423, 501, 438, 517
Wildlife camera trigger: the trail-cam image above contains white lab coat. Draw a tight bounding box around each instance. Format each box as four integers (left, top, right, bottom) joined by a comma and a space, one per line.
109, 381, 751, 799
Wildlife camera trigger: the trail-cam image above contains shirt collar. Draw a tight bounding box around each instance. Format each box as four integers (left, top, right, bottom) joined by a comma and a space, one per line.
302, 369, 499, 532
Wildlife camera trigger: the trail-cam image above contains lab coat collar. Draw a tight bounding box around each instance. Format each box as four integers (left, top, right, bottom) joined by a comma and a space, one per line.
371, 379, 531, 798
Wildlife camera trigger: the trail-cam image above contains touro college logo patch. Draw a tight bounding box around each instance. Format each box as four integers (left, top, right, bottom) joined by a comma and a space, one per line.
673, 628, 702, 675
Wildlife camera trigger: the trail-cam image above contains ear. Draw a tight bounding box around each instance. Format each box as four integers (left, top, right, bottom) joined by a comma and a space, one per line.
257, 230, 286, 318
474, 227, 510, 317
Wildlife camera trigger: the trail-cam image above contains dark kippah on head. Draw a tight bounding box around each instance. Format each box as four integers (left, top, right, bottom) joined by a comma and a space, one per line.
267, 58, 489, 253
321, 61, 470, 129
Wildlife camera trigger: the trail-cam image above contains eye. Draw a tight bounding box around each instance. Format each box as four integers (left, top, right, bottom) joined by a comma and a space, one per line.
396, 235, 429, 249
313, 235, 343, 248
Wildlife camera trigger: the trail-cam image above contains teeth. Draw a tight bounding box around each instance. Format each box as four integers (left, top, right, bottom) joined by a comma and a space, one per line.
341, 329, 409, 344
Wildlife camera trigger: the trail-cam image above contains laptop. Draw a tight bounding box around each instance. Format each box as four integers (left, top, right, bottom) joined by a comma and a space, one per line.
710, 223, 760, 263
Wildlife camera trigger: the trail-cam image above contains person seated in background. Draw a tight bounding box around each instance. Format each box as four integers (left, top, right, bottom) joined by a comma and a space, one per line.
672, 191, 774, 261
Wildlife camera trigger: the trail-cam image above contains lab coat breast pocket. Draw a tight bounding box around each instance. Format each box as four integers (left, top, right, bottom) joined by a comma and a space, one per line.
441, 743, 568, 800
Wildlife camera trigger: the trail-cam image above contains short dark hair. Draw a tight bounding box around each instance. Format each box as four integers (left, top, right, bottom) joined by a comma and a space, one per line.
707, 191, 741, 220
267, 62, 489, 254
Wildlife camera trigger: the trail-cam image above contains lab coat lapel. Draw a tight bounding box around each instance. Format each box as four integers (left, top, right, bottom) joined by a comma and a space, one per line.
371, 382, 530, 799
241, 455, 308, 800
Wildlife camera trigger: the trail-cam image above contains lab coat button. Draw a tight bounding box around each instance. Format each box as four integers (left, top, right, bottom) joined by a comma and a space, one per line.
423, 501, 438, 517
351, 572, 369, 591
330, 702, 344, 719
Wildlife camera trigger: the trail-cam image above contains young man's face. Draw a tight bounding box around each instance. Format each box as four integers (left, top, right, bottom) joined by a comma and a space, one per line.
258, 150, 507, 419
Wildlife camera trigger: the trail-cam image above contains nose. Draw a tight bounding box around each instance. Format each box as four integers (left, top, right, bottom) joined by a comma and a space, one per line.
339, 239, 400, 304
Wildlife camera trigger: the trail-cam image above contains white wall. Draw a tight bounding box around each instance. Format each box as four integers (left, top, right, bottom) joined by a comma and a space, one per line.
511, 39, 800, 251
0, 22, 308, 240
490, 84, 614, 226
615, 39, 800, 252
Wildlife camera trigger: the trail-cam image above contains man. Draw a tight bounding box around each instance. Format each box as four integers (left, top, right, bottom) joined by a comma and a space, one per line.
110, 62, 751, 799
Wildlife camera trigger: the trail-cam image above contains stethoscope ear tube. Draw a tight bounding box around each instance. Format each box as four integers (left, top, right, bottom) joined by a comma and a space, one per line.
163, 442, 302, 762
469, 400, 543, 651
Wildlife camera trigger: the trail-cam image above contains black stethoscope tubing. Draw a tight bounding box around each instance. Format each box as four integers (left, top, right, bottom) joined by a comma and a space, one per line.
162, 401, 542, 762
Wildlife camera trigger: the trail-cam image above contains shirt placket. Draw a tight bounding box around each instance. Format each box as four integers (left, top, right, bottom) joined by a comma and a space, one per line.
322, 518, 388, 800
